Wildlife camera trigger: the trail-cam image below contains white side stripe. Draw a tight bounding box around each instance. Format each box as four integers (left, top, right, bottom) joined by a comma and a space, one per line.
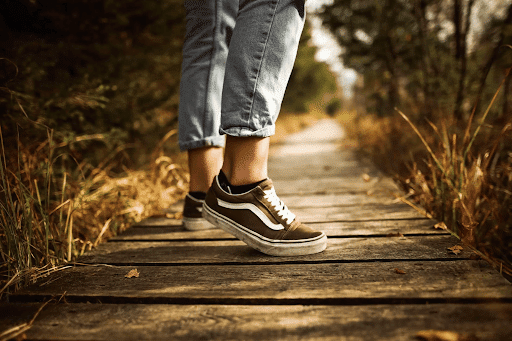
217, 199, 284, 231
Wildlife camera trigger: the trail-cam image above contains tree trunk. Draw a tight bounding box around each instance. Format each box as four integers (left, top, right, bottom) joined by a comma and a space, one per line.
453, 0, 463, 61
414, 0, 435, 121
381, 0, 400, 115
454, 0, 475, 122
471, 4, 512, 122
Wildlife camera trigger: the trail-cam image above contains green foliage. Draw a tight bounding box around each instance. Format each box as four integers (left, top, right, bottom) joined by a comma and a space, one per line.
282, 20, 338, 113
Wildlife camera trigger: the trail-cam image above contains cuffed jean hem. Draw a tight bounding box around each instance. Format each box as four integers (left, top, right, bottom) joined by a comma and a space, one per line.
179, 135, 226, 152
220, 125, 275, 138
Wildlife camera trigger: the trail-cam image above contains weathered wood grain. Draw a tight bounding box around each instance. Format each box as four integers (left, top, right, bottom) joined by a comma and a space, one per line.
267, 155, 378, 180
269, 164, 371, 180
291, 203, 426, 222
273, 192, 399, 207
268, 154, 381, 181
12, 261, 512, 302
272, 176, 401, 195
142, 203, 426, 226
80, 236, 465, 265
113, 219, 444, 241
1, 303, 511, 341
268, 151, 360, 171
133, 216, 182, 227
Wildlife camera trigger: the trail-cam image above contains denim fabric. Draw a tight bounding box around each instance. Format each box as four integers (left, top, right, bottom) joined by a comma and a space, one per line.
179, 0, 305, 151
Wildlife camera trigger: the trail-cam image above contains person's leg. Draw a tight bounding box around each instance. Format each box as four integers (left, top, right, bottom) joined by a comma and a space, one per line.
220, 0, 306, 140
179, 0, 234, 152
188, 146, 224, 193
221, 136, 269, 186
179, 0, 237, 230
220, 0, 305, 185
203, 0, 327, 255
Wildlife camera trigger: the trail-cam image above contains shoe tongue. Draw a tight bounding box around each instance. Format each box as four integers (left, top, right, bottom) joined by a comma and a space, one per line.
258, 178, 274, 191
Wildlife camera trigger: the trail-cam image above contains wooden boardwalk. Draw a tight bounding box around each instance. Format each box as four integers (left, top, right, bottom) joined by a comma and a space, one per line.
2, 119, 512, 340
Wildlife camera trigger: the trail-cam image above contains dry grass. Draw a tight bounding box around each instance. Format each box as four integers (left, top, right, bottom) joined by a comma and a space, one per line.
340, 77, 512, 276
0, 126, 188, 296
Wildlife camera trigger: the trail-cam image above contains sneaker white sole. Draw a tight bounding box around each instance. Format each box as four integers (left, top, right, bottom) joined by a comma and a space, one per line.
203, 203, 327, 256
182, 217, 216, 231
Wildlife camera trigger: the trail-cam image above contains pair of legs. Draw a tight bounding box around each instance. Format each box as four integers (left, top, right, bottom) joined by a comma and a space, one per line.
178, 0, 326, 256
179, 0, 306, 189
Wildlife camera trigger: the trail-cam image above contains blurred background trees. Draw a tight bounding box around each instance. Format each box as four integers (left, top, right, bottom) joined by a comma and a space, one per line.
1, 0, 187, 166
320, 0, 512, 123
282, 20, 338, 113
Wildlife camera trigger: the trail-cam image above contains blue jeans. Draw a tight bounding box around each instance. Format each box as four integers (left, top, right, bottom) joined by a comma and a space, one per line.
178, 0, 306, 151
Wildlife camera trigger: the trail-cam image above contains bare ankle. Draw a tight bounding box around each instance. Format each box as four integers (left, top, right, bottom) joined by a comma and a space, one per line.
222, 135, 269, 186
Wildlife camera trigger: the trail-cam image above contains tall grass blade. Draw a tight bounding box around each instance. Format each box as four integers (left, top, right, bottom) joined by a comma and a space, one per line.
395, 108, 455, 189
463, 67, 511, 161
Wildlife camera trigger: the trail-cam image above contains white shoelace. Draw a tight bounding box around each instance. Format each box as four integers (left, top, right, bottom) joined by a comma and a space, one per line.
263, 187, 296, 225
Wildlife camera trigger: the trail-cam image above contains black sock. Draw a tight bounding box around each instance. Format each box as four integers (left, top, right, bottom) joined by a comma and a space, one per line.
229, 179, 267, 194
217, 170, 266, 194
188, 191, 206, 200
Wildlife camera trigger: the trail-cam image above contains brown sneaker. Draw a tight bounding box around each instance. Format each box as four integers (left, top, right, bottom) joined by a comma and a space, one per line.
203, 175, 327, 256
182, 194, 216, 231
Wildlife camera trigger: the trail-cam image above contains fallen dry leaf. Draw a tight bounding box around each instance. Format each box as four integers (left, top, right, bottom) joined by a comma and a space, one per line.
386, 232, 404, 237
416, 330, 478, 341
447, 245, 463, 255
394, 268, 406, 274
434, 222, 448, 230
449, 245, 463, 250
362, 173, 371, 182
125, 269, 140, 278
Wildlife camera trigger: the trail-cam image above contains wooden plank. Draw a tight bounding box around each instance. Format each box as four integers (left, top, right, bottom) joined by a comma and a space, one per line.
113, 219, 443, 241
166, 193, 407, 211
268, 156, 374, 180
1, 303, 511, 341
82, 236, 467, 265
133, 217, 183, 227
141, 203, 426, 225
12, 261, 512, 302
271, 192, 399, 207
269, 164, 369, 180
268, 149, 360, 166
291, 203, 426, 222
268, 152, 380, 180
272, 176, 401, 195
